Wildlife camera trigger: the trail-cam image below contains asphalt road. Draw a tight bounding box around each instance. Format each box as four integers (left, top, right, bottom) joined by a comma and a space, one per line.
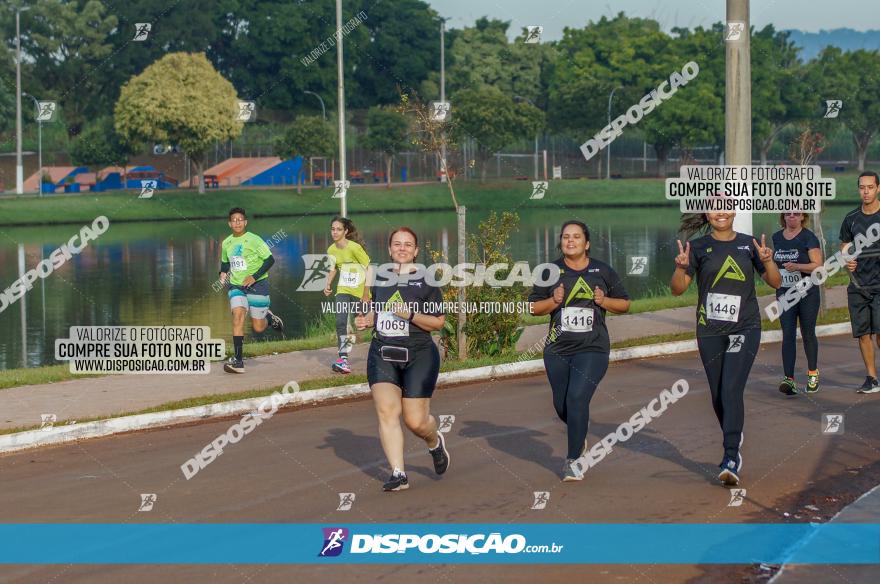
2, 335, 879, 583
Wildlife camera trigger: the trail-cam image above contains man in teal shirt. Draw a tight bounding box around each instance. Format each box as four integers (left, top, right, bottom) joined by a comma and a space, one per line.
219, 207, 283, 373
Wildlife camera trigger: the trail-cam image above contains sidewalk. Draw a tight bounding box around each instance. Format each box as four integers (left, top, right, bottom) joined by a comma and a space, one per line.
0, 286, 850, 431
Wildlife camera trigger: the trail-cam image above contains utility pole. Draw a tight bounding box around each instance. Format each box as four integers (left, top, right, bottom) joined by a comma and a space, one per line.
440, 19, 447, 183
14, 6, 31, 194
727, 0, 752, 235
336, 0, 347, 216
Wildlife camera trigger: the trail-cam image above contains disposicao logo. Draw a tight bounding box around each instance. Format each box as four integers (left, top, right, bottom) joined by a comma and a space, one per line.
319, 527, 349, 557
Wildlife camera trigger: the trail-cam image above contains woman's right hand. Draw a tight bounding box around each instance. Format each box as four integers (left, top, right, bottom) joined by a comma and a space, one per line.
675, 240, 690, 270
552, 284, 564, 304
355, 314, 368, 330
323, 284, 332, 297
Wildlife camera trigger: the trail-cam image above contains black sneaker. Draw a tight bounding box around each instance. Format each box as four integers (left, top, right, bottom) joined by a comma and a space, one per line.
428, 432, 450, 475
856, 376, 880, 394
267, 311, 284, 332
778, 377, 798, 396
383, 470, 409, 492
223, 357, 245, 374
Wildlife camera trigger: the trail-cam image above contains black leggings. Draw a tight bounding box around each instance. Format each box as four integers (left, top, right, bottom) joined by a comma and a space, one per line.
697, 330, 761, 460
779, 291, 819, 377
543, 350, 609, 460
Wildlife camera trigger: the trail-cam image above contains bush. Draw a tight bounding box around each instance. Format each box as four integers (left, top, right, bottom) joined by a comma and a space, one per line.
430, 211, 526, 359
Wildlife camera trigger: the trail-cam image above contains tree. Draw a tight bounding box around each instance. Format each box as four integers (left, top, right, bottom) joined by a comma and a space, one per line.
812, 48, 880, 171
98, 0, 225, 115
351, 0, 441, 105
451, 86, 544, 182
444, 18, 552, 108
362, 107, 409, 187
222, 0, 368, 111
69, 117, 137, 183
5, 0, 118, 136
751, 25, 809, 165
274, 115, 336, 194
640, 25, 724, 176
114, 52, 243, 194
548, 14, 671, 138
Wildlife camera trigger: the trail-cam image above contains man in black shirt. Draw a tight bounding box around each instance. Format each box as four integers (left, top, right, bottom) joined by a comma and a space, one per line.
840, 171, 880, 393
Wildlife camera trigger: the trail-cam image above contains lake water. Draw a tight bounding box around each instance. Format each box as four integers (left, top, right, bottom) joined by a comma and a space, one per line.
0, 204, 858, 368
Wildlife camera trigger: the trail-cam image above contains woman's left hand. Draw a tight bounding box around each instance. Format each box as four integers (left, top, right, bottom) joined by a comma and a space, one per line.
593, 286, 605, 307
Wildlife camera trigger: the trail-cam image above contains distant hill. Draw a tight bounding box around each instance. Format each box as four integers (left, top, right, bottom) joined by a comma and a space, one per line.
786, 28, 880, 60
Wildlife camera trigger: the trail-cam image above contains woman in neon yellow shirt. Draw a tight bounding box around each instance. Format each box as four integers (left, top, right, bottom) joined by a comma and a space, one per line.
325, 216, 371, 373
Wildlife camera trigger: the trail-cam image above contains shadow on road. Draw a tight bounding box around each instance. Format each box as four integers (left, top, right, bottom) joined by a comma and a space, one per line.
458, 420, 560, 474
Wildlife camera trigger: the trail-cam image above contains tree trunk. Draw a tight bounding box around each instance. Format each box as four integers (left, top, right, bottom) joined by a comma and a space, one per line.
297, 165, 303, 195
194, 157, 205, 194
386, 154, 392, 188
853, 132, 874, 172
760, 124, 786, 166
654, 146, 669, 178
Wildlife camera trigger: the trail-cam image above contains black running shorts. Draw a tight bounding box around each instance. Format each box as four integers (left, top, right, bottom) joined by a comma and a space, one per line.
847, 289, 880, 337
366, 340, 440, 398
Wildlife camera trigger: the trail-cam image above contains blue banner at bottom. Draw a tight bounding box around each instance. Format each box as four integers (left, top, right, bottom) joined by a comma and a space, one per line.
1, 524, 878, 564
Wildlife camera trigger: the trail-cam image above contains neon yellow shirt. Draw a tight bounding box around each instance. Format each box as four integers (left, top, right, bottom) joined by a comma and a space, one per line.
221, 232, 272, 286
327, 240, 370, 297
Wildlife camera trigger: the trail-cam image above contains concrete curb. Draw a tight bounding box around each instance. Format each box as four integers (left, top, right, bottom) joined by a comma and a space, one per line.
0, 322, 853, 454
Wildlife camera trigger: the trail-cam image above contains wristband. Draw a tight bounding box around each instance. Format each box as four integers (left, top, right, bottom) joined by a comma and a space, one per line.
408, 312, 416, 323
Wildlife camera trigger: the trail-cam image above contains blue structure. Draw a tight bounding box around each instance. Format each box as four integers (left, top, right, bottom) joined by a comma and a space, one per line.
242, 157, 304, 187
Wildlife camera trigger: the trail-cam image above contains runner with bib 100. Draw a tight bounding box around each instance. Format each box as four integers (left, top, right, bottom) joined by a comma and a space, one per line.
671, 211, 781, 487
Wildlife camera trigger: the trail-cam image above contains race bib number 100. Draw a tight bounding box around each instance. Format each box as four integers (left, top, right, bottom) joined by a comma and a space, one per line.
376, 312, 409, 337
779, 268, 801, 288
706, 292, 741, 323
561, 306, 594, 332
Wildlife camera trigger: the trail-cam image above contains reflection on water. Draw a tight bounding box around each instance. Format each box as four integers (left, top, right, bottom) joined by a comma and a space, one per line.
0, 206, 855, 368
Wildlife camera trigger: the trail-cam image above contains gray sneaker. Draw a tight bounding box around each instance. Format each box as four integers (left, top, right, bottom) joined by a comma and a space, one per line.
562, 459, 583, 482
856, 376, 880, 394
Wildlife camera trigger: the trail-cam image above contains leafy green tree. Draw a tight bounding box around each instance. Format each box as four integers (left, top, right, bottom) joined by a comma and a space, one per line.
811, 47, 880, 171
451, 86, 544, 182
114, 52, 243, 193
640, 25, 724, 175
443, 18, 552, 108
6, 0, 118, 136
351, 0, 441, 105
223, 0, 369, 110
69, 116, 137, 182
751, 25, 810, 165
362, 106, 409, 187
274, 115, 336, 194
548, 14, 671, 138
98, 0, 225, 112
0, 52, 14, 137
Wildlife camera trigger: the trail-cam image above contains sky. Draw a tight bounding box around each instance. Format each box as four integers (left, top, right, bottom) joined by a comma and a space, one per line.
429, 0, 878, 39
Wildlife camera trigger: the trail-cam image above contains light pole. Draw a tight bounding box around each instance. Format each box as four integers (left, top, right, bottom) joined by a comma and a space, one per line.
727, 0, 752, 235
440, 18, 447, 183
335, 0, 347, 217
14, 5, 31, 195
303, 91, 326, 121
22, 92, 41, 196
606, 86, 622, 180
514, 95, 540, 180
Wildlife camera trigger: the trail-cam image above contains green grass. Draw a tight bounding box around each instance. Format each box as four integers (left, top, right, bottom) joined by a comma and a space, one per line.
1, 305, 853, 436
0, 179, 686, 226
1, 172, 867, 227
